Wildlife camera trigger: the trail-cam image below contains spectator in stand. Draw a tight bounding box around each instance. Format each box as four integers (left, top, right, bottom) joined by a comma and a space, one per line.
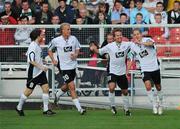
0, 1, 19, 20
130, 0, 149, 24
30, 0, 43, 14
167, 0, 178, 11
0, 15, 17, 45
142, 0, 158, 13
20, 0, 35, 24
148, 13, 169, 39
133, 13, 148, 36
78, 8, 93, 24
45, 15, 60, 44
94, 11, 111, 24
71, 0, 79, 24
54, 0, 74, 24
97, 2, 111, 22
11, 0, 22, 19
119, 13, 132, 39
150, 2, 167, 24
0, 0, 4, 13
86, 0, 100, 20
168, 1, 180, 24
35, 2, 53, 24
128, 0, 136, 13
111, 0, 129, 24
14, 16, 33, 45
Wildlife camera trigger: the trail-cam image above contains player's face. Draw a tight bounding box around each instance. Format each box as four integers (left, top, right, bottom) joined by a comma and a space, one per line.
156, 4, 163, 12
107, 35, 114, 43
38, 30, 45, 43
133, 30, 142, 41
114, 31, 122, 43
62, 25, 71, 37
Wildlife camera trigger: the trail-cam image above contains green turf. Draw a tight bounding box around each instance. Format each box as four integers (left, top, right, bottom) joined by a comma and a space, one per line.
0, 109, 180, 129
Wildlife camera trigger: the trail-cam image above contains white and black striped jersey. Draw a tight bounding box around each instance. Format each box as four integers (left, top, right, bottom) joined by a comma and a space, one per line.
26, 41, 43, 78
99, 41, 132, 76
48, 35, 80, 70
131, 37, 159, 72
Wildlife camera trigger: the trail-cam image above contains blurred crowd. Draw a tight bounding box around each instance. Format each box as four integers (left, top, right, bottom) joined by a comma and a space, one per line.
0, 0, 179, 46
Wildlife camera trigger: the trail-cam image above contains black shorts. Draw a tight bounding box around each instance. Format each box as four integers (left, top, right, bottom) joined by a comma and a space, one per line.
107, 74, 128, 90
142, 69, 161, 84
61, 69, 76, 84
26, 71, 48, 89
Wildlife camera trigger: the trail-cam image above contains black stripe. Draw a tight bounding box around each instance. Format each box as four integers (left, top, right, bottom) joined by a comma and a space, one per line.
28, 63, 34, 80
29, 51, 35, 62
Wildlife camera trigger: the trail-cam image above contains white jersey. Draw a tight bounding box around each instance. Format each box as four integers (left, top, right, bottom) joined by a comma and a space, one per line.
49, 35, 80, 70
131, 37, 159, 72
99, 41, 132, 76
26, 41, 43, 78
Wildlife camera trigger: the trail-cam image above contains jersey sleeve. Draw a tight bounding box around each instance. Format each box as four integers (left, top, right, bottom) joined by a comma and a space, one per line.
99, 45, 109, 55
48, 39, 56, 51
75, 37, 81, 50
27, 46, 36, 62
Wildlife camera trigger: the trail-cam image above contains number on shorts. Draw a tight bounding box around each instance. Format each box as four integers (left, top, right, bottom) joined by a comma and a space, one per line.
63, 74, 69, 81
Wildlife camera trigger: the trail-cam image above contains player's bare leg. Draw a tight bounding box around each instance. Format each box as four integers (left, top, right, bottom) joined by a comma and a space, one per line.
41, 84, 56, 115
54, 84, 68, 105
108, 82, 117, 115
155, 84, 163, 115
144, 80, 158, 115
121, 89, 131, 116
68, 81, 86, 115
16, 88, 33, 116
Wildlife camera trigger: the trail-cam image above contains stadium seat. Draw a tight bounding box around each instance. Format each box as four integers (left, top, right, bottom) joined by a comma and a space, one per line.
169, 47, 180, 57
169, 36, 180, 44
156, 47, 170, 57
153, 36, 167, 44
170, 28, 180, 36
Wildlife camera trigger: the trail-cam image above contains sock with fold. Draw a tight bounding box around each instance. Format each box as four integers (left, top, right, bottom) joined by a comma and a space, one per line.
56, 89, 65, 98
122, 94, 129, 111
147, 90, 156, 106
109, 91, 115, 107
17, 93, 27, 110
42, 93, 49, 112
72, 98, 82, 112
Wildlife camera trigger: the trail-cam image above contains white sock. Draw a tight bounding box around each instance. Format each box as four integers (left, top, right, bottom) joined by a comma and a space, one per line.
17, 93, 27, 110
109, 91, 115, 107
157, 90, 163, 101
147, 90, 156, 105
56, 89, 65, 98
42, 93, 49, 112
72, 98, 82, 112
122, 94, 129, 111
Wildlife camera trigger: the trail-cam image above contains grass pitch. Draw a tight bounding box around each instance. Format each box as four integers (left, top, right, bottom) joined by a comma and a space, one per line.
0, 109, 180, 129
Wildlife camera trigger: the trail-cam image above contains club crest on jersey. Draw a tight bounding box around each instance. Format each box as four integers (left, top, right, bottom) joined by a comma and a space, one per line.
64, 46, 72, 52
115, 51, 124, 58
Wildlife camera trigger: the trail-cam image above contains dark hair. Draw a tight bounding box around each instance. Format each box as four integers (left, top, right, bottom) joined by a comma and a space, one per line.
120, 13, 128, 18
155, 13, 162, 17
133, 28, 142, 33
135, 0, 144, 4
174, 1, 180, 5
19, 15, 29, 21
5, 1, 11, 6
136, 12, 143, 17
58, 0, 66, 2
112, 28, 122, 37
156, 2, 163, 6
42, 2, 49, 5
30, 29, 41, 41
22, 0, 29, 4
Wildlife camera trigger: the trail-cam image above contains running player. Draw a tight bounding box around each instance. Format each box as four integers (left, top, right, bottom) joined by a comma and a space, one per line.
16, 29, 56, 116
90, 29, 132, 116
130, 28, 163, 115
48, 23, 86, 115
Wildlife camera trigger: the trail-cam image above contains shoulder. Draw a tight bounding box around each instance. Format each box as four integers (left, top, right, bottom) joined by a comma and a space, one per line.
143, 37, 154, 42
52, 36, 62, 42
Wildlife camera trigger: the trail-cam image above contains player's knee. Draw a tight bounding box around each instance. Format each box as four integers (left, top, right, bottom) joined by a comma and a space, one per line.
155, 84, 161, 91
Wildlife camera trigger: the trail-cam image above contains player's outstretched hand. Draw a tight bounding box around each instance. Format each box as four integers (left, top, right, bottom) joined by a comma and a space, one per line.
52, 60, 58, 66
42, 65, 48, 72
70, 53, 78, 60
